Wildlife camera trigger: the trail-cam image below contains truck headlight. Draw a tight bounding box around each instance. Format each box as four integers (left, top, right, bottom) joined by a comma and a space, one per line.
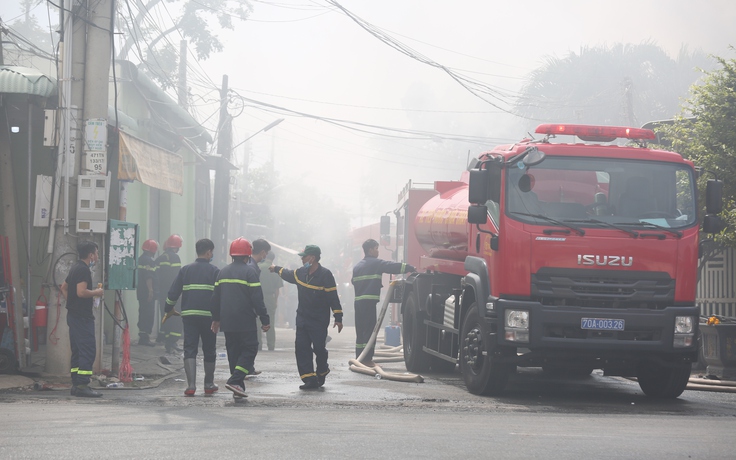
674, 316, 694, 334
673, 316, 695, 348
504, 310, 529, 343
505, 310, 529, 329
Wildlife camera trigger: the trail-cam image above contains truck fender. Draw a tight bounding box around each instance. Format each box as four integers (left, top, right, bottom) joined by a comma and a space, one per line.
463, 256, 490, 317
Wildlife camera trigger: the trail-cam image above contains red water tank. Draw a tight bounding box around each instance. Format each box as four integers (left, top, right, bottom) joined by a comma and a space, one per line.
414, 181, 470, 261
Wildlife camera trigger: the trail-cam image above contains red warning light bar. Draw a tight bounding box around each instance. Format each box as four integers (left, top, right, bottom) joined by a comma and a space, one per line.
535, 124, 656, 142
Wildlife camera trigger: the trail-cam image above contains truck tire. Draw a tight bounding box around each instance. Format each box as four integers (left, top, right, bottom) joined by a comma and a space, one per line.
403, 295, 431, 372
460, 304, 509, 395
637, 362, 691, 399
0, 348, 18, 374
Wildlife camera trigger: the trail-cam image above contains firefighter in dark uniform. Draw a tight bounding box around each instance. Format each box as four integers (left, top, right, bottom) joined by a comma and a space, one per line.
136, 239, 158, 346
164, 239, 220, 396
156, 234, 183, 353
271, 245, 343, 390
60, 240, 104, 397
210, 237, 270, 399
352, 239, 415, 366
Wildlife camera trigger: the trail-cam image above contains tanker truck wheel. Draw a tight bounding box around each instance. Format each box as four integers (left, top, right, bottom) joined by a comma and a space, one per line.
636, 361, 691, 399
460, 304, 509, 395
403, 295, 431, 373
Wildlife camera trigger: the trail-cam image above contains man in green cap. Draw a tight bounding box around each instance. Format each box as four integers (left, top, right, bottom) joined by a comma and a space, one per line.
270, 244, 343, 389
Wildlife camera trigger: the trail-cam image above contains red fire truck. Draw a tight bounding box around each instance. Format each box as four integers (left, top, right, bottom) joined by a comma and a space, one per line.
388, 123, 723, 398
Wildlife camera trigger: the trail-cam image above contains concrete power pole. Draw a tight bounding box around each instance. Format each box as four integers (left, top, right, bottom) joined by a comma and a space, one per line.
178, 40, 188, 110
46, 0, 113, 375
211, 76, 232, 267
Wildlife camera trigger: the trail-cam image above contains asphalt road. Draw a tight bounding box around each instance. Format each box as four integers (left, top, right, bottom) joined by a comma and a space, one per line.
2, 328, 736, 458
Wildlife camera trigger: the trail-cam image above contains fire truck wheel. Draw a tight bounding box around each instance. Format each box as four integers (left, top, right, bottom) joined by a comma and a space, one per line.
0, 348, 18, 374
636, 361, 691, 399
403, 294, 431, 373
460, 304, 509, 395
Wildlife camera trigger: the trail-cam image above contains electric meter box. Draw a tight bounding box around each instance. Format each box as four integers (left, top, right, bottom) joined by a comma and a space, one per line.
76, 174, 110, 233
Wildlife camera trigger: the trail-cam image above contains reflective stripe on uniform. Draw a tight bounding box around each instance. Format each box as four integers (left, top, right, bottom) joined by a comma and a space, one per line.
138, 265, 156, 271
355, 295, 380, 301
235, 365, 250, 375
70, 367, 79, 373
356, 343, 367, 349
215, 278, 261, 287
166, 332, 182, 338
300, 372, 316, 379
166, 297, 176, 306
183, 284, 214, 291
180, 310, 211, 317
77, 370, 93, 375
352, 274, 382, 282
294, 272, 336, 292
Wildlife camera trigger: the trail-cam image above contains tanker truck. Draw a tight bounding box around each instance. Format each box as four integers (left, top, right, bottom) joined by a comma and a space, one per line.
388, 123, 724, 398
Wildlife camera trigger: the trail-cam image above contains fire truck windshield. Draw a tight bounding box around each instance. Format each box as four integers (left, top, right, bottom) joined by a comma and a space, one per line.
505, 157, 697, 230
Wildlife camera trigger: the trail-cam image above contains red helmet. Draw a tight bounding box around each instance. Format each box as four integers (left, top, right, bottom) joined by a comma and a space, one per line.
229, 237, 252, 257
142, 239, 158, 253
164, 234, 183, 249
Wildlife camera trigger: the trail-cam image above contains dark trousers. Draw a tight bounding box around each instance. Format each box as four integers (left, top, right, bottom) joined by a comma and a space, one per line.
355, 300, 378, 361
295, 317, 329, 383
183, 316, 217, 362
137, 297, 155, 337
224, 331, 259, 387
67, 314, 96, 386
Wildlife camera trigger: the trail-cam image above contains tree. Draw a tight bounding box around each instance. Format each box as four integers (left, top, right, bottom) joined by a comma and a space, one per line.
8, 0, 56, 55
116, 0, 252, 89
659, 50, 736, 249
514, 42, 712, 130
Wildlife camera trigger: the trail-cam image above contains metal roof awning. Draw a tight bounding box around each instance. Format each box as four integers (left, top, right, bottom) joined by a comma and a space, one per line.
118, 130, 184, 195
0, 66, 56, 98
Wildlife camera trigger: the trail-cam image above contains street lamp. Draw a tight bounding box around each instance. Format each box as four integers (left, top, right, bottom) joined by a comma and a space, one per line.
232, 118, 284, 151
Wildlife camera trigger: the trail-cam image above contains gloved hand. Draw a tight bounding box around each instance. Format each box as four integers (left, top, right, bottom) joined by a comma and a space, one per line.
161, 309, 181, 325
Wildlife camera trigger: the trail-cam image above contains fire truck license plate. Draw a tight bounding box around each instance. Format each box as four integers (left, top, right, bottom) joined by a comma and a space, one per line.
581, 318, 625, 331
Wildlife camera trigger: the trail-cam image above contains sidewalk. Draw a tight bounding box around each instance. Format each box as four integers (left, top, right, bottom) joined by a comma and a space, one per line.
0, 326, 357, 392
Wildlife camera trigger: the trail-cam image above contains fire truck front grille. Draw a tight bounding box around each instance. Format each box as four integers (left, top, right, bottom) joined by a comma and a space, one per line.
531, 268, 674, 310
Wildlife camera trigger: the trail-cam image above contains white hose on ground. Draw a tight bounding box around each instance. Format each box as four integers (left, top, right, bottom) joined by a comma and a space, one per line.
349, 281, 424, 383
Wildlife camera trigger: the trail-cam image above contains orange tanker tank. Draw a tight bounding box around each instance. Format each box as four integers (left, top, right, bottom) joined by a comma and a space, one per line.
414, 179, 470, 261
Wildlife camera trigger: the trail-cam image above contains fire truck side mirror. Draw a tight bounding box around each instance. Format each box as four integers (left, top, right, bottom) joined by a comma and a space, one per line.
468, 169, 489, 204
380, 215, 391, 236
468, 205, 488, 225
703, 214, 726, 235
705, 179, 723, 214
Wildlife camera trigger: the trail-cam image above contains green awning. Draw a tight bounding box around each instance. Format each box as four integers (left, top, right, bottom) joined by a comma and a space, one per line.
0, 66, 57, 98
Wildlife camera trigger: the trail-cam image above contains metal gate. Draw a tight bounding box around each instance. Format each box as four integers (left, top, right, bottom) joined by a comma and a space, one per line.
697, 248, 736, 318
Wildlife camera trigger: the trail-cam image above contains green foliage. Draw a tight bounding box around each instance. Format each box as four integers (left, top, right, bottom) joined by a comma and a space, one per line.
118, 0, 253, 89
515, 42, 712, 129
659, 50, 736, 248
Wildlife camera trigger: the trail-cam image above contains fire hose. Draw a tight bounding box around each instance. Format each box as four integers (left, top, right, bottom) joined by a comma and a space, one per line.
349, 281, 424, 383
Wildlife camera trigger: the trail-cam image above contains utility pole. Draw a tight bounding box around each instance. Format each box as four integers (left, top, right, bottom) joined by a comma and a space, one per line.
46, 0, 113, 375
211, 75, 232, 267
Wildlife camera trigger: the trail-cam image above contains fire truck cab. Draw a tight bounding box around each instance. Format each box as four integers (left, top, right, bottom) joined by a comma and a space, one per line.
395, 124, 724, 398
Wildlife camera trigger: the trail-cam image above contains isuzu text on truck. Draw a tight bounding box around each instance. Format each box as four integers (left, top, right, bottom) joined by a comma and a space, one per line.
388, 123, 723, 398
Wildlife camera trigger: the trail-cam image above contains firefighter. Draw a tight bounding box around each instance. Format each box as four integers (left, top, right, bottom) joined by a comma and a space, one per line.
156, 234, 183, 353
60, 240, 104, 397
352, 239, 415, 366
250, 239, 271, 352
270, 245, 343, 390
136, 239, 158, 346
164, 239, 220, 396
258, 251, 283, 351
210, 237, 270, 399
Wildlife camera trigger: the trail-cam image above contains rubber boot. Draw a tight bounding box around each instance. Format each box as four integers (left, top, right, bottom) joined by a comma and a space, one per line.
204, 361, 218, 394
184, 358, 197, 396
